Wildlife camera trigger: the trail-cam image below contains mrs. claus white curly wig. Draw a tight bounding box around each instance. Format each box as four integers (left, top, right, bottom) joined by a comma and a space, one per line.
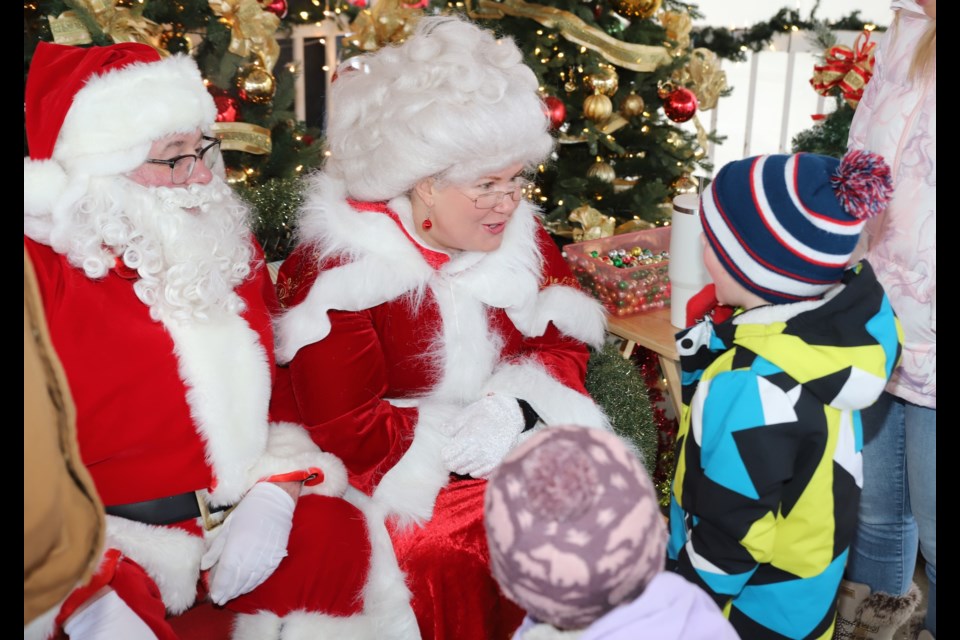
324, 15, 554, 201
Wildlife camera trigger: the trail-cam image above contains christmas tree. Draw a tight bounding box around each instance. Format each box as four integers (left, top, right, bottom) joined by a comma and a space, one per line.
288, 0, 726, 241
468, 0, 729, 238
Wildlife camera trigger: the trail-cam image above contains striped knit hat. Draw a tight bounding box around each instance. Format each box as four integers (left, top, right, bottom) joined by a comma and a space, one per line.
701, 151, 893, 304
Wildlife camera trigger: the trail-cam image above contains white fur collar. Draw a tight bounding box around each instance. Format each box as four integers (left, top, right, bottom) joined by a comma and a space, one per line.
276, 174, 606, 363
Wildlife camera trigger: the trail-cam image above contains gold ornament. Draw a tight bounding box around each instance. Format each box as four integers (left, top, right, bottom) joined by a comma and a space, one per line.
225, 166, 248, 186
612, 177, 638, 194
587, 160, 616, 183
584, 64, 619, 97
209, 0, 281, 71
613, 0, 661, 20
159, 29, 191, 53
469, 0, 670, 72
620, 92, 645, 117
569, 205, 616, 241
660, 10, 691, 50
236, 60, 276, 104
671, 175, 698, 195
583, 94, 613, 122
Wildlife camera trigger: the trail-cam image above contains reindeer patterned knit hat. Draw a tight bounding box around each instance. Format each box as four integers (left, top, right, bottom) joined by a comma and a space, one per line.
484, 425, 666, 630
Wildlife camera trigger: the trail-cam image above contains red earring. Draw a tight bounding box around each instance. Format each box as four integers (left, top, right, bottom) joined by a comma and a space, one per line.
421, 218, 433, 230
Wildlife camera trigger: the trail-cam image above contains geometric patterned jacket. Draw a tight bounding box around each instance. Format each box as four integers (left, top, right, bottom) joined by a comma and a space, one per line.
667, 260, 902, 640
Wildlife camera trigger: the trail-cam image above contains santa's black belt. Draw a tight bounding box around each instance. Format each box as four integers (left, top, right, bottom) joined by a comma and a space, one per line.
106, 491, 230, 527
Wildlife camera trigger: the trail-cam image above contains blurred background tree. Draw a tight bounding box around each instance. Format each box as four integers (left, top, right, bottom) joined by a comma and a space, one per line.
287, 0, 728, 241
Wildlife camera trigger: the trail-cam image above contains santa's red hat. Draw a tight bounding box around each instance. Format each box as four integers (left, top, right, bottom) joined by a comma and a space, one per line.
24, 42, 216, 233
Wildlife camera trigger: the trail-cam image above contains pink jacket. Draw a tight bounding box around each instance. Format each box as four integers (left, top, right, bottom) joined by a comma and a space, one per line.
848, 0, 936, 408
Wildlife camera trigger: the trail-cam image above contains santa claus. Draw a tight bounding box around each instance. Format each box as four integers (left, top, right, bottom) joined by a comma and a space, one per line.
23, 42, 416, 640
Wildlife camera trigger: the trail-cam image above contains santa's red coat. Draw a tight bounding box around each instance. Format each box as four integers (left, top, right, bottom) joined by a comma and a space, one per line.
24, 235, 416, 639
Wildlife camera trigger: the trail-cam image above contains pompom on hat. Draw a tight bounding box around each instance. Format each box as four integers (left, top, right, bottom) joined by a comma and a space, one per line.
484, 426, 666, 630
24, 42, 216, 226
701, 150, 894, 304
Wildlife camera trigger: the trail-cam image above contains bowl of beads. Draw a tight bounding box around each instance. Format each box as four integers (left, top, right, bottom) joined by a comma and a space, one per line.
562, 226, 671, 317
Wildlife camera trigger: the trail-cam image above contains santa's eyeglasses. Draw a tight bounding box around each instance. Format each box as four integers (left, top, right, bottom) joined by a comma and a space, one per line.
145, 136, 222, 185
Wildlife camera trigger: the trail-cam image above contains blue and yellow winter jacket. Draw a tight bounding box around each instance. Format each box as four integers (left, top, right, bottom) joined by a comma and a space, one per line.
667, 261, 902, 640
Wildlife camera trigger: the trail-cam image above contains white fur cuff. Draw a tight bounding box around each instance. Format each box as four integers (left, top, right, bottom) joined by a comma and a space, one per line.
483, 360, 610, 430
248, 422, 348, 499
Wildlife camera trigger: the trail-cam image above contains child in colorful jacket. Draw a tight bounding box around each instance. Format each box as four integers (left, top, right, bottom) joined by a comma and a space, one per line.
667, 151, 903, 639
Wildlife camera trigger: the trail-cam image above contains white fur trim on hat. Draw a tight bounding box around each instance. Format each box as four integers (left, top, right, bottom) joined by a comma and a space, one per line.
54, 54, 216, 177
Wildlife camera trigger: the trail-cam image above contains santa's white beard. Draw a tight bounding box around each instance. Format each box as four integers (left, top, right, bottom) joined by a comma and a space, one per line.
55, 175, 256, 324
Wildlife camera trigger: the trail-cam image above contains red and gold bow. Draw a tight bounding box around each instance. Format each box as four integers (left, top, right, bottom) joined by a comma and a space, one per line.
811, 29, 876, 113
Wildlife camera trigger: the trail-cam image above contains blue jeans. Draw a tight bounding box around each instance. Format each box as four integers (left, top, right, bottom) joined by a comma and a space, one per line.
847, 392, 936, 636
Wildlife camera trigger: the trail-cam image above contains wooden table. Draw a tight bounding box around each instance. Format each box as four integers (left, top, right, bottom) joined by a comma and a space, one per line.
606, 307, 683, 418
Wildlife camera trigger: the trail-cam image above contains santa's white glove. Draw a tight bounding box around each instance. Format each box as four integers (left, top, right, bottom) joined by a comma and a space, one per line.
200, 482, 295, 605
441, 394, 525, 479
63, 589, 157, 640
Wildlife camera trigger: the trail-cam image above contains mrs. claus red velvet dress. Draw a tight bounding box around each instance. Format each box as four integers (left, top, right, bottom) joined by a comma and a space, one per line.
273, 174, 610, 640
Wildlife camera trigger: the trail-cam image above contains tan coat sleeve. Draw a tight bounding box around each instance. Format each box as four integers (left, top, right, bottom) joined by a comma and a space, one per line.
24, 247, 105, 625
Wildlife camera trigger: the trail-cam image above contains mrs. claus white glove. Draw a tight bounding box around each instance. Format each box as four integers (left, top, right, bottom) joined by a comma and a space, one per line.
200, 482, 295, 605
442, 394, 525, 479
63, 589, 157, 640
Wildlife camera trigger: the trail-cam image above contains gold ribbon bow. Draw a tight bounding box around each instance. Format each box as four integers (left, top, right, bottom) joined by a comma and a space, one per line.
661, 10, 691, 51
50, 0, 163, 48
810, 29, 876, 111
469, 0, 671, 72
674, 47, 726, 111
209, 0, 281, 71
569, 205, 616, 241
349, 0, 423, 51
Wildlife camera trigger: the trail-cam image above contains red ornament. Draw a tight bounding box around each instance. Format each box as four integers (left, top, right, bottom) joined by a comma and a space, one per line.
302, 134, 315, 146
262, 0, 287, 18
214, 94, 239, 123
662, 87, 698, 123
543, 96, 567, 130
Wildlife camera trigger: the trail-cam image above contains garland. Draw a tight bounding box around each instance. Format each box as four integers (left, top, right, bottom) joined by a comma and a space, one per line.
692, 8, 884, 62
584, 343, 678, 506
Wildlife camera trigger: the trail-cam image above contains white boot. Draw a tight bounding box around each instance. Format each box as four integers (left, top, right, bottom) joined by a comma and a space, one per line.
834, 580, 921, 640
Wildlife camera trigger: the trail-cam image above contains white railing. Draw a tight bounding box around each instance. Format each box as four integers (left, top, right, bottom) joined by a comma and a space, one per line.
697, 29, 872, 173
